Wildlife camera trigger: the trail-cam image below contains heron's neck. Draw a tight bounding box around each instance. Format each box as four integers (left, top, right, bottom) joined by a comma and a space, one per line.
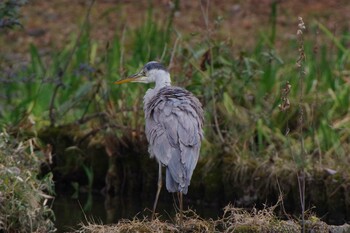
154, 73, 171, 89
144, 74, 171, 109
144, 71, 171, 108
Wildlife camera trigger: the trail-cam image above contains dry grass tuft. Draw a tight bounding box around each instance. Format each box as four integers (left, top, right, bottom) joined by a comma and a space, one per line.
71, 201, 350, 233
218, 199, 300, 233
73, 218, 178, 233
72, 201, 305, 233
72, 209, 216, 233
179, 209, 216, 232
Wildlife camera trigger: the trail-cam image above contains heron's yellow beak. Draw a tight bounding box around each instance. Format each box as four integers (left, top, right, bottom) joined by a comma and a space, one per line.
114, 72, 144, 84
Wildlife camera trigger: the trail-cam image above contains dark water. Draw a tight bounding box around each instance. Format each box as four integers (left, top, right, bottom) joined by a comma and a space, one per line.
52, 192, 222, 232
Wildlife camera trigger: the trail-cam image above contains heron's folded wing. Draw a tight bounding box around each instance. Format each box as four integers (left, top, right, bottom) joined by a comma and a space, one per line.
155, 95, 202, 169
145, 87, 204, 192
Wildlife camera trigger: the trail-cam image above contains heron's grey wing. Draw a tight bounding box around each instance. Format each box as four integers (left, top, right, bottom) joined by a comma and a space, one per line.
145, 87, 204, 194
164, 104, 203, 194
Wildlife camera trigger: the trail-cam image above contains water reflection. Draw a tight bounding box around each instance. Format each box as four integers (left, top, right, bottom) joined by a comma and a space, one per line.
52, 192, 221, 232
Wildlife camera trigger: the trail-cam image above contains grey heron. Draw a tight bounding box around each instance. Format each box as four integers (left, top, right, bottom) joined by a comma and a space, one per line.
114, 61, 204, 223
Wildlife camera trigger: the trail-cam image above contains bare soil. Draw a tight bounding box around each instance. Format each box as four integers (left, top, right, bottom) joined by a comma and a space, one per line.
2, 0, 350, 60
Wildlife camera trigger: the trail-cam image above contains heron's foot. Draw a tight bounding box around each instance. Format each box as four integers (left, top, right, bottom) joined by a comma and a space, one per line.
151, 211, 156, 221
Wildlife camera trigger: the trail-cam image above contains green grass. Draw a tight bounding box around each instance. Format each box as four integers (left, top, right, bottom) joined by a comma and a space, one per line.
1, 3, 350, 165
1, 4, 350, 168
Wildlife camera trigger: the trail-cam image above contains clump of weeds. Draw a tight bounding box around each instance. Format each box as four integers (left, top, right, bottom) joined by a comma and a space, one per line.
0, 130, 56, 232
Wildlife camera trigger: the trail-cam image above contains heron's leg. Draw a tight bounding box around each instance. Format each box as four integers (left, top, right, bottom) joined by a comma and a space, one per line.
152, 162, 162, 220
178, 192, 183, 227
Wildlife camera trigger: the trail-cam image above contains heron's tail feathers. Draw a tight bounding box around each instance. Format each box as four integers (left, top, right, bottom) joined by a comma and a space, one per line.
166, 168, 189, 194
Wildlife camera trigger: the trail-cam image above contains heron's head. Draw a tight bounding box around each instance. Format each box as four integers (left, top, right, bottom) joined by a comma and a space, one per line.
114, 61, 171, 86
